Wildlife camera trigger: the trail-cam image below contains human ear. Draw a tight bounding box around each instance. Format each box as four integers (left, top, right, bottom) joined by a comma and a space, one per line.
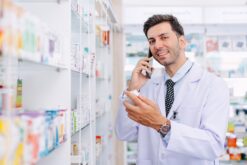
179, 36, 186, 49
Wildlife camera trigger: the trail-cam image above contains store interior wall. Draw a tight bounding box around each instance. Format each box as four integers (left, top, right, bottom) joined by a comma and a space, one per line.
111, 0, 125, 165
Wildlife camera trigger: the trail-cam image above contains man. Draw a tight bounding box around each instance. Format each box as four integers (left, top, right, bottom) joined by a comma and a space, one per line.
115, 14, 229, 165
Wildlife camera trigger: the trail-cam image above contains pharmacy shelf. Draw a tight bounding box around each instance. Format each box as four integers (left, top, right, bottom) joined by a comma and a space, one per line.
71, 155, 89, 164
18, 58, 68, 71
1, 0, 71, 165
37, 138, 67, 160
37, 141, 70, 165
0, 55, 68, 71
127, 159, 136, 164
71, 121, 90, 136
71, 69, 90, 77
1, 0, 118, 165
220, 160, 247, 165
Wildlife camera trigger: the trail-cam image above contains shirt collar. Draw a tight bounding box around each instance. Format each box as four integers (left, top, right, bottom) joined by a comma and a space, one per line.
164, 59, 193, 83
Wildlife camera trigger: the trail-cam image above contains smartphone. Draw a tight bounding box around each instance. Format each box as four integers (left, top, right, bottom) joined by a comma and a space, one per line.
148, 49, 152, 58
141, 49, 153, 79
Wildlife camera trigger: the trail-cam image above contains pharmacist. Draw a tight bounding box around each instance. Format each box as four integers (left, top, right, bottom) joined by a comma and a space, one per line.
115, 14, 229, 165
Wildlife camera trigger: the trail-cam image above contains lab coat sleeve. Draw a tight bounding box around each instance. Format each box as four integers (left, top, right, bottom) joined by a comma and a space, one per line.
166, 78, 229, 160
115, 91, 139, 141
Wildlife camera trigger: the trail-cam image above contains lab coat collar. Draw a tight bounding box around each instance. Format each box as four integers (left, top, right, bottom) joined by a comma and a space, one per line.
150, 63, 202, 85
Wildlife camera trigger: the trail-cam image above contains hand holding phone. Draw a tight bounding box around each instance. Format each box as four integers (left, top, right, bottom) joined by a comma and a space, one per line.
127, 52, 153, 91
141, 56, 153, 79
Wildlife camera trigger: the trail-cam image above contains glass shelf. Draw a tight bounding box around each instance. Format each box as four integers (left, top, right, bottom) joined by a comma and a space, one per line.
71, 120, 90, 136
220, 160, 247, 165
0, 55, 68, 71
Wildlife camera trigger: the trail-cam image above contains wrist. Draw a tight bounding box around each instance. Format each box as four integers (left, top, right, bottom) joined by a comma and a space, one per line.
127, 86, 140, 92
126, 87, 133, 91
157, 119, 171, 137
153, 117, 168, 131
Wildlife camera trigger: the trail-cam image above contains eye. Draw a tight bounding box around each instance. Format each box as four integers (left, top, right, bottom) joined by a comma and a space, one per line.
148, 40, 155, 45
161, 35, 168, 40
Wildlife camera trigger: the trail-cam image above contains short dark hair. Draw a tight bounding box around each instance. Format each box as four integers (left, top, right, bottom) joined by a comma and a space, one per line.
143, 14, 184, 37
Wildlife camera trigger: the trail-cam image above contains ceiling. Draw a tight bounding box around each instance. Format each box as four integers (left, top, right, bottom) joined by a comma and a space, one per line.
121, 0, 247, 25
122, 0, 247, 7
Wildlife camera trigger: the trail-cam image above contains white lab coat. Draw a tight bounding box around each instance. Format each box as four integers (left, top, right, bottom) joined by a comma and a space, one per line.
115, 64, 229, 165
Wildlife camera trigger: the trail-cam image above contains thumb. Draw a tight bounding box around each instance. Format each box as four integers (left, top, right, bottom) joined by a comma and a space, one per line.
138, 95, 156, 107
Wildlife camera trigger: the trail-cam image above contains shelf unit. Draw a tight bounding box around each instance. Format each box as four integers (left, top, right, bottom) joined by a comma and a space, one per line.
0, 0, 70, 165
70, 0, 96, 164
0, 0, 118, 164
94, 0, 115, 165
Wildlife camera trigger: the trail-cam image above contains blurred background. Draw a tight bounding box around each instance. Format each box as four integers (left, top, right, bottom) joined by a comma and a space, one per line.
1, 0, 247, 165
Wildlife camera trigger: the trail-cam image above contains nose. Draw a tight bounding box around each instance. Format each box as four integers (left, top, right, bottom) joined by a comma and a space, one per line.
154, 39, 163, 50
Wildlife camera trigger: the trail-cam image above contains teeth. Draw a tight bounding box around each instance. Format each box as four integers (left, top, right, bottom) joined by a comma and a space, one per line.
157, 50, 168, 56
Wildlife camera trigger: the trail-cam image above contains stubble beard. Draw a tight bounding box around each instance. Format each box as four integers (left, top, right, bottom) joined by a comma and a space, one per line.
162, 48, 180, 67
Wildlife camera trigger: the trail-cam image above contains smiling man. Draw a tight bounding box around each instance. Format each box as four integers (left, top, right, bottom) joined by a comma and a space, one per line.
115, 14, 229, 165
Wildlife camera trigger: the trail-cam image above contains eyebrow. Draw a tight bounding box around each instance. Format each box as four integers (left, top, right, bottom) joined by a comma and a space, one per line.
148, 33, 169, 40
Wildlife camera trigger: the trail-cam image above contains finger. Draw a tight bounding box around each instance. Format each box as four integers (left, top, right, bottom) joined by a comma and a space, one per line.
133, 66, 152, 79
124, 91, 143, 106
127, 113, 139, 123
142, 56, 153, 62
137, 57, 152, 65
123, 100, 139, 112
134, 66, 151, 76
134, 66, 149, 72
138, 95, 156, 108
138, 57, 150, 63
126, 110, 136, 117
137, 60, 152, 69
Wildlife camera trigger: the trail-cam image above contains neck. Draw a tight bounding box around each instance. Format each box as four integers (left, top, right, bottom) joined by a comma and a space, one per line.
166, 55, 187, 77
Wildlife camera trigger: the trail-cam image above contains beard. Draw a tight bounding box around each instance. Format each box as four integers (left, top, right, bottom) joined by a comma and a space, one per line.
154, 46, 180, 67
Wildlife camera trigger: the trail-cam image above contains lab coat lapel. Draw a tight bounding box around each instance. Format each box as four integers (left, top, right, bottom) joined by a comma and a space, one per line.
151, 72, 166, 116
167, 78, 190, 119
167, 64, 202, 119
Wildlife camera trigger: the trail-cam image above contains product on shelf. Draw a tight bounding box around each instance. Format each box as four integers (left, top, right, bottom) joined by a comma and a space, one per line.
220, 108, 247, 162
0, 86, 3, 113
205, 36, 219, 53
72, 143, 79, 155
227, 134, 237, 148
71, 94, 90, 134
0, 28, 3, 56
102, 30, 110, 46
0, 109, 67, 165
96, 135, 102, 157
71, 141, 90, 164
71, 43, 81, 72
1, 0, 64, 67
15, 79, 22, 108
96, 25, 110, 47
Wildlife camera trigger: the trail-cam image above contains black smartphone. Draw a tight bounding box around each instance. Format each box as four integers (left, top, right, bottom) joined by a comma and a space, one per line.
148, 49, 152, 58
141, 49, 153, 79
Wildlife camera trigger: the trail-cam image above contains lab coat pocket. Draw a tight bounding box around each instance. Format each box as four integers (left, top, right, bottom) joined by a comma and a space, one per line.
136, 159, 152, 165
178, 105, 202, 127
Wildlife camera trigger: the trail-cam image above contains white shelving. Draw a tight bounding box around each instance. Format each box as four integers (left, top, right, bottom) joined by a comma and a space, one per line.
95, 0, 114, 164
70, 0, 95, 164
0, 0, 118, 164
0, 0, 71, 164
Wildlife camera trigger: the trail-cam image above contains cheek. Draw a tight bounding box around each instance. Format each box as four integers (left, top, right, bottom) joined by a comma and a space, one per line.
149, 47, 155, 54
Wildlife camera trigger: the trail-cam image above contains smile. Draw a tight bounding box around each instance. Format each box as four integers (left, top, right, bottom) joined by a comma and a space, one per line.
157, 50, 169, 56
